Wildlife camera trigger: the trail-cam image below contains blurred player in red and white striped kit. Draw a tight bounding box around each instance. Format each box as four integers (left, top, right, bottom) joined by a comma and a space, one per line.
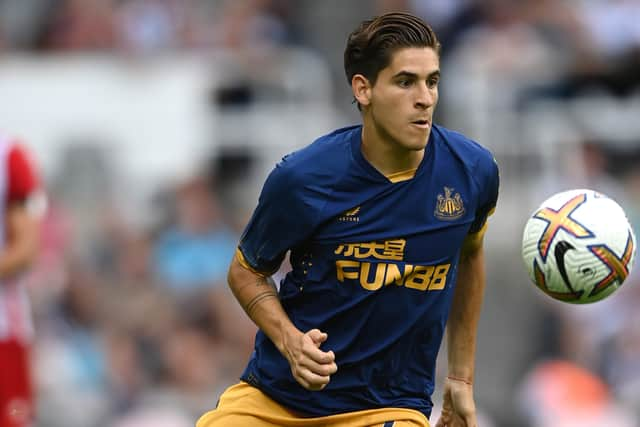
0, 134, 45, 427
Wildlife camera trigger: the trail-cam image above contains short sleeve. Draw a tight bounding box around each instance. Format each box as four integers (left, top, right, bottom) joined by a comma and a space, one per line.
238, 160, 317, 275
7, 144, 40, 202
469, 155, 499, 234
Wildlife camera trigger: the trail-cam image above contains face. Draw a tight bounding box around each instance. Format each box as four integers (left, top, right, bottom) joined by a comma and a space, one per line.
355, 47, 440, 151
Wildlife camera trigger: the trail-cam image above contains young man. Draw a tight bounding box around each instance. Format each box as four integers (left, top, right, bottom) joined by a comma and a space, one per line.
0, 135, 44, 427
198, 12, 498, 427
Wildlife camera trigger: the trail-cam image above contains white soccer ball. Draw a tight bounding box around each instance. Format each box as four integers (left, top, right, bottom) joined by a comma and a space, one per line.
522, 189, 636, 304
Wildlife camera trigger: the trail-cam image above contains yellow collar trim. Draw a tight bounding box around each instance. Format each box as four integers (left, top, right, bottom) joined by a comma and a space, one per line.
385, 168, 418, 183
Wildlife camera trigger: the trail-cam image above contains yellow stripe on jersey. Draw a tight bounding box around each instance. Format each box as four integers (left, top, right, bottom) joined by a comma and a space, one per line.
197, 382, 430, 427
386, 168, 418, 183
470, 206, 496, 237
462, 222, 486, 255
235, 248, 278, 278
461, 207, 495, 255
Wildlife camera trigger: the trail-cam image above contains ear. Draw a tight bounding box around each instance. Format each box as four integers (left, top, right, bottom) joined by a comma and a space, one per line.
351, 74, 372, 107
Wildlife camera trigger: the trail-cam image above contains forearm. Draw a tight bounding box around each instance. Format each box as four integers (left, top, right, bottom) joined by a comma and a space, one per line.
0, 248, 35, 279
228, 255, 300, 354
0, 207, 39, 280
447, 247, 486, 381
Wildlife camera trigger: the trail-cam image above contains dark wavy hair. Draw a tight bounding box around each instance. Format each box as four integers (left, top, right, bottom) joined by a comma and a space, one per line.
344, 12, 441, 90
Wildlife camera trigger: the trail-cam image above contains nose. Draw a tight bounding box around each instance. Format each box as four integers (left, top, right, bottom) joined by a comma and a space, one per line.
414, 82, 436, 110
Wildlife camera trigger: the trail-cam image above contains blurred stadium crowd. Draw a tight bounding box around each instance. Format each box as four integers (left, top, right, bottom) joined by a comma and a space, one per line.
1, 1, 640, 426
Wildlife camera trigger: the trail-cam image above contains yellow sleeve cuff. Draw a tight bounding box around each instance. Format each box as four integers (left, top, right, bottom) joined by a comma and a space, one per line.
463, 206, 495, 254
235, 248, 278, 278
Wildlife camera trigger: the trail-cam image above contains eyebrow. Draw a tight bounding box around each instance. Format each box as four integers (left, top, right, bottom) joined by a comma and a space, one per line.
392, 70, 441, 79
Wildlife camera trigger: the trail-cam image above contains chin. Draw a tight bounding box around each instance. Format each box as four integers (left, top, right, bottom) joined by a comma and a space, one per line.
401, 138, 429, 151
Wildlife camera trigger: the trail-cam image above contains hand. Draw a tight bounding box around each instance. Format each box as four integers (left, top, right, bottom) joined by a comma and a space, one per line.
435, 376, 477, 427
282, 328, 338, 391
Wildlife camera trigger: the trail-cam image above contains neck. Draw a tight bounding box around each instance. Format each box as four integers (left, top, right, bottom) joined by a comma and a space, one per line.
360, 121, 425, 177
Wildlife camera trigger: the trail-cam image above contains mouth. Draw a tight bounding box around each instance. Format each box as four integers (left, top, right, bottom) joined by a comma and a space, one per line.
410, 119, 431, 129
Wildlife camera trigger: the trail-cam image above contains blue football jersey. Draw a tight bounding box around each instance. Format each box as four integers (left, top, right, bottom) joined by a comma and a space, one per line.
238, 124, 499, 419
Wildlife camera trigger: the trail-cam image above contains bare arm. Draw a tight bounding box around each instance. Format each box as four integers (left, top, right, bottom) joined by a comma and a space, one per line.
0, 202, 40, 280
228, 253, 337, 390
436, 233, 486, 427
447, 235, 486, 383
228, 253, 296, 354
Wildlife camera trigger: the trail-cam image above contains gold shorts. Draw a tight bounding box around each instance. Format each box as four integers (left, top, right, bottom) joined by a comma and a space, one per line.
196, 382, 430, 427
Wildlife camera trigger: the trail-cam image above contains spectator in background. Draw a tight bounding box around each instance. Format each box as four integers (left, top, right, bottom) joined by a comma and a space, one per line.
515, 0, 640, 105
213, 0, 292, 51
115, 0, 184, 54
517, 359, 636, 427
34, 263, 112, 427
376, 0, 481, 57
38, 0, 117, 51
0, 135, 46, 427
153, 175, 236, 294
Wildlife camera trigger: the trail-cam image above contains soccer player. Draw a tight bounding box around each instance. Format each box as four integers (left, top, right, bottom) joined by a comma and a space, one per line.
198, 11, 499, 427
0, 135, 45, 427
